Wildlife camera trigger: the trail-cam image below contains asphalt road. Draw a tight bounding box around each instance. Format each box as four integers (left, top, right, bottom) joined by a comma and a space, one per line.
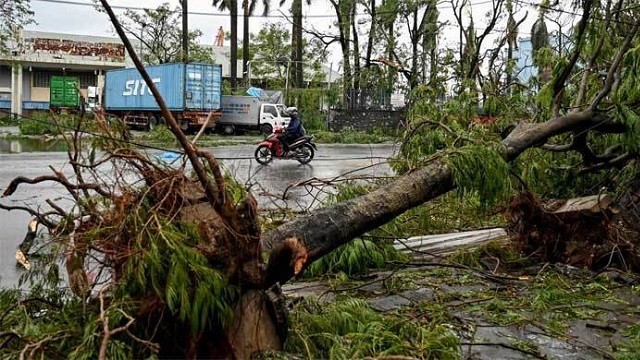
0, 139, 397, 288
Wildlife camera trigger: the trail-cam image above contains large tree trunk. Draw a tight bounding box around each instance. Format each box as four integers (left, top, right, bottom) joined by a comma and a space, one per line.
262, 108, 612, 284
364, 0, 375, 67
242, 0, 249, 86
230, 0, 238, 91
227, 290, 283, 358
291, 0, 303, 88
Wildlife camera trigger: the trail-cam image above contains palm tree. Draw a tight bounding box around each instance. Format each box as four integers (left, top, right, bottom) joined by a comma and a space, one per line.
243, 0, 271, 86
212, 0, 239, 90
280, 0, 310, 88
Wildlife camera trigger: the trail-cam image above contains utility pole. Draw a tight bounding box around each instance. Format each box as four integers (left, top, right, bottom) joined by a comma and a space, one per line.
182, 0, 188, 63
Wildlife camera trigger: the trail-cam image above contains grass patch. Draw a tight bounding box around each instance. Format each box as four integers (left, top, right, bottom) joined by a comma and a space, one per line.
18, 112, 96, 136
0, 115, 19, 126
312, 128, 398, 144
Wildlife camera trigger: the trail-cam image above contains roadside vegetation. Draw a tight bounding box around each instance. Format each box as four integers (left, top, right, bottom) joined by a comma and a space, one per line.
0, 115, 19, 126
5, 111, 398, 146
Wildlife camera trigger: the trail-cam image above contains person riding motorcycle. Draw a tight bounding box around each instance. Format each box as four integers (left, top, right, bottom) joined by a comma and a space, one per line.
278, 107, 305, 154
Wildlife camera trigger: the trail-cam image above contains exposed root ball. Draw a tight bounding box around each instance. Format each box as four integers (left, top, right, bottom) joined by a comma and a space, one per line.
507, 191, 639, 271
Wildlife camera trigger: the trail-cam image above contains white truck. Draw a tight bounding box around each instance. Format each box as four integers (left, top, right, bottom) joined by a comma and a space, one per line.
217, 95, 290, 135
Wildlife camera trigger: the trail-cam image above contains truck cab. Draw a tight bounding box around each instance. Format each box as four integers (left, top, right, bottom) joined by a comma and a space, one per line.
259, 103, 290, 134
218, 95, 291, 135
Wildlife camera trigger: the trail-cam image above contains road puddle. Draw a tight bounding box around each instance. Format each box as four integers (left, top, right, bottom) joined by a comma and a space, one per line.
0, 138, 69, 153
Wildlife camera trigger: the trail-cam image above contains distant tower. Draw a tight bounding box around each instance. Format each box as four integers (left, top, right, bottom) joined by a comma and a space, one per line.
215, 26, 224, 47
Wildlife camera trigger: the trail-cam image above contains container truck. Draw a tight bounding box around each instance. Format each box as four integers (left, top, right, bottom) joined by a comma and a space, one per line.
103, 63, 222, 132
218, 95, 290, 135
49, 76, 81, 113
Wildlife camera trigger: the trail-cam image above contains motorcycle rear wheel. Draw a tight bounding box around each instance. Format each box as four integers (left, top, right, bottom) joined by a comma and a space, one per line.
255, 144, 274, 164
296, 144, 315, 164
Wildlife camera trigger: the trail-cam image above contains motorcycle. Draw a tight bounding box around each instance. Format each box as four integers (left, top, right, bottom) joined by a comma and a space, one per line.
254, 126, 317, 165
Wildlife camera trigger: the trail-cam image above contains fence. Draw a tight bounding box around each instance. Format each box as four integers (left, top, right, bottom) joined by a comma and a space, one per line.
345, 88, 395, 110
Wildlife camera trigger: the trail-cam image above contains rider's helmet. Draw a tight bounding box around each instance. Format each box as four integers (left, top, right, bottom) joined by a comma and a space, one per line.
286, 107, 299, 115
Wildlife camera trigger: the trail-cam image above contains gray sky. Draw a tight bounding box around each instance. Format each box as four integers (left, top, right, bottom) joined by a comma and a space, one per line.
27, 0, 334, 46
26, 0, 571, 68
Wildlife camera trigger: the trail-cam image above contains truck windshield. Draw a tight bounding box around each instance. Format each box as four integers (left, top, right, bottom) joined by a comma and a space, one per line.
264, 105, 278, 117
276, 104, 287, 116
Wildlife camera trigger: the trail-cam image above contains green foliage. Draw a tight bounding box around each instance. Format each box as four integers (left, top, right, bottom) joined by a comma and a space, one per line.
249, 23, 291, 87
0, 195, 238, 358
395, 85, 506, 174
147, 124, 175, 144
0, 287, 137, 359
0, 0, 33, 55
377, 192, 506, 237
448, 241, 530, 269
119, 3, 204, 65
305, 238, 408, 278
223, 172, 249, 204
617, 323, 640, 359
18, 113, 79, 135
249, 22, 327, 88
303, 182, 408, 278
0, 115, 19, 126
445, 144, 512, 207
285, 298, 460, 359
118, 209, 238, 334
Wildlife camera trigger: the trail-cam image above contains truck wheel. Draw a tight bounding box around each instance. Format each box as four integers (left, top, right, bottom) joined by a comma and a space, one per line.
255, 145, 273, 165
147, 116, 158, 131
260, 124, 273, 135
222, 124, 235, 136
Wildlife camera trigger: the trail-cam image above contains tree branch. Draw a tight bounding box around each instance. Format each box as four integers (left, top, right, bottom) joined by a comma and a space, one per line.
98, 0, 224, 212
3, 174, 111, 198
263, 107, 630, 285
590, 13, 640, 110
551, 0, 593, 116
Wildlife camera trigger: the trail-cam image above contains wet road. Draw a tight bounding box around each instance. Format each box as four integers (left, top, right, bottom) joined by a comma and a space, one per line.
0, 139, 397, 288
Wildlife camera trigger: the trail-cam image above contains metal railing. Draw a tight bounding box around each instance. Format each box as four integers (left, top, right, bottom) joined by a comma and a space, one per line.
344, 88, 394, 110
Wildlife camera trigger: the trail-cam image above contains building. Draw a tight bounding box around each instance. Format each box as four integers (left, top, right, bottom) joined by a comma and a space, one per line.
514, 32, 573, 85
1, 30, 341, 117
0, 30, 126, 117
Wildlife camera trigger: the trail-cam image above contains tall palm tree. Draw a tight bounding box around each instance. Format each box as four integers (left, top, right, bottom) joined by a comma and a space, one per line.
280, 0, 310, 88
212, 0, 239, 90
243, 0, 271, 86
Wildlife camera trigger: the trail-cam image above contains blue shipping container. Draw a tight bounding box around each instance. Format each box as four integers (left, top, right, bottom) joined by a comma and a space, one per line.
104, 63, 222, 111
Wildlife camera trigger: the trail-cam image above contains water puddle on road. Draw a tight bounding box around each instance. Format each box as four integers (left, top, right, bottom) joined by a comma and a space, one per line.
0, 138, 69, 153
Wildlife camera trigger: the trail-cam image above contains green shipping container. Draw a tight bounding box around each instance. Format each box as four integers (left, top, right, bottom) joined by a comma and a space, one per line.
50, 76, 80, 108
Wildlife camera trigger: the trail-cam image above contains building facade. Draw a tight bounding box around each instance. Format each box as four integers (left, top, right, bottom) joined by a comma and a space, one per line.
0, 30, 127, 116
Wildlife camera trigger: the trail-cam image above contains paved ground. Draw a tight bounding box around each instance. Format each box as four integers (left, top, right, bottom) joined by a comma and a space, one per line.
284, 264, 640, 359
0, 138, 396, 288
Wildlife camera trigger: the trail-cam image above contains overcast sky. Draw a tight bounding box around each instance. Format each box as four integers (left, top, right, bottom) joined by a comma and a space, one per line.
26, 0, 573, 66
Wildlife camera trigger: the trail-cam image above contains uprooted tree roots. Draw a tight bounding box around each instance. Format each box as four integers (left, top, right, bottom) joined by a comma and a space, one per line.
507, 191, 640, 271
0, 113, 308, 358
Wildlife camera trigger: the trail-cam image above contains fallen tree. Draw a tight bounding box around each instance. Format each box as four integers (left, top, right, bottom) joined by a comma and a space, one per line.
1, 1, 640, 359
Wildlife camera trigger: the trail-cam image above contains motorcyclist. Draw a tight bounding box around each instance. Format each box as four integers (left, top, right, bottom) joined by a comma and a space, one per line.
279, 107, 305, 154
